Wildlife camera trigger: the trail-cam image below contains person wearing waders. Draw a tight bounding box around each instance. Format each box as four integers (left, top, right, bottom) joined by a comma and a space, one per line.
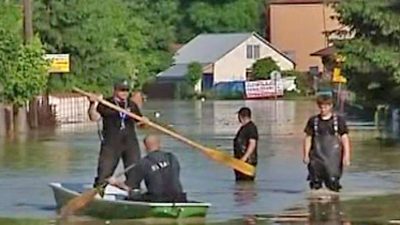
88, 80, 147, 188
107, 135, 187, 202
233, 107, 259, 182
303, 95, 351, 192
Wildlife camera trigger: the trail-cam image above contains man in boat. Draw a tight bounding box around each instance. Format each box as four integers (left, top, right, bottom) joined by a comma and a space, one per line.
88, 80, 145, 188
233, 107, 259, 182
303, 94, 351, 192
108, 134, 186, 202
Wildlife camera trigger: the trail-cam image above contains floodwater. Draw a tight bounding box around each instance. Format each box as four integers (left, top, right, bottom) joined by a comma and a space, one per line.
1, 100, 400, 225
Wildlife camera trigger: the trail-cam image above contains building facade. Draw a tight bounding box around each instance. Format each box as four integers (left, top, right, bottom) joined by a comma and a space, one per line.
267, 0, 348, 72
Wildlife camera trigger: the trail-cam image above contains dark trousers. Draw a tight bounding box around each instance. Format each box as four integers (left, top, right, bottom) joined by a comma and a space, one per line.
94, 138, 141, 187
234, 170, 255, 182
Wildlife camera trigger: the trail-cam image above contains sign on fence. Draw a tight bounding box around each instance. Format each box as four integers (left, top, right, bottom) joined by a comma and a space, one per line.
44, 54, 70, 73
245, 79, 284, 99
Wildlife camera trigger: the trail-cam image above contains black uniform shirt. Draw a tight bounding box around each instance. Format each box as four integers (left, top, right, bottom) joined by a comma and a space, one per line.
233, 121, 258, 165
97, 97, 142, 142
126, 150, 183, 195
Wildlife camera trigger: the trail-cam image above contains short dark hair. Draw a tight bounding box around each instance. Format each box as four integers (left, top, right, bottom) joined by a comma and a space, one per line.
316, 94, 333, 105
238, 107, 251, 118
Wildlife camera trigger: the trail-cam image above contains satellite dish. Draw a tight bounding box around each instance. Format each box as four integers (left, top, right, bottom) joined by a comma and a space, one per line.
270, 70, 281, 80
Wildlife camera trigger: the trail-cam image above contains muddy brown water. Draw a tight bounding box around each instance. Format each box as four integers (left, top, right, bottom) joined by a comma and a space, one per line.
1, 100, 400, 225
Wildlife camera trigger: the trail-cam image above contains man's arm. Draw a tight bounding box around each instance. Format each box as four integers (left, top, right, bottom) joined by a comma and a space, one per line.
303, 135, 312, 164
341, 134, 351, 166
240, 139, 256, 162
303, 117, 314, 164
88, 101, 101, 121
338, 116, 351, 166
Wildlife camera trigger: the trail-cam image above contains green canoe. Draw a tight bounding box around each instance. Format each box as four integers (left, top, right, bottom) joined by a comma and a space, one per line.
49, 183, 211, 220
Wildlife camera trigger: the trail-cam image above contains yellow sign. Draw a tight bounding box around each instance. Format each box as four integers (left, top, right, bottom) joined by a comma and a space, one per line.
332, 67, 347, 83
44, 54, 70, 73
335, 54, 346, 63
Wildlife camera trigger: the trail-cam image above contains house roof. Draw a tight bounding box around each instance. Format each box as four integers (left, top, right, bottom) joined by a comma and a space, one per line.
310, 46, 336, 57
174, 33, 253, 64
269, 0, 339, 4
174, 32, 294, 65
157, 63, 210, 80
158, 32, 295, 79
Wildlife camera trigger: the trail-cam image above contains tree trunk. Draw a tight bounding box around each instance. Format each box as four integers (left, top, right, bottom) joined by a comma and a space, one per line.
13, 104, 29, 134
4, 104, 14, 135
0, 104, 6, 136
28, 98, 39, 128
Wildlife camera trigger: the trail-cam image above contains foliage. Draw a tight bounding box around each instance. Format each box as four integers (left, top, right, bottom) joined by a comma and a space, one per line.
33, 0, 176, 95
185, 62, 203, 88
335, 0, 400, 107
282, 70, 313, 95
0, 2, 48, 106
0, 0, 268, 99
177, 0, 266, 42
252, 57, 280, 80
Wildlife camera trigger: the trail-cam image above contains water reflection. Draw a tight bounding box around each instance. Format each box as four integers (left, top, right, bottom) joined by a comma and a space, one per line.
308, 200, 349, 225
233, 182, 257, 207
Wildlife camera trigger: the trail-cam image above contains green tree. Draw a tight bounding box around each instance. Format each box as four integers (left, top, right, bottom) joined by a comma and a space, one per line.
0, 3, 48, 106
177, 0, 266, 42
335, 0, 400, 107
252, 57, 280, 80
33, 0, 177, 94
185, 62, 203, 88
33, 0, 138, 94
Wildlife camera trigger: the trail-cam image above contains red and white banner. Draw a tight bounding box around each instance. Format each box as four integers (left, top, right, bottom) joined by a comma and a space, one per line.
245, 79, 284, 99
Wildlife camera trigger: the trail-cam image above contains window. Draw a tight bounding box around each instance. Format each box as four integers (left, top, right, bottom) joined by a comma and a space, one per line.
253, 45, 260, 59
246, 45, 260, 59
246, 45, 253, 59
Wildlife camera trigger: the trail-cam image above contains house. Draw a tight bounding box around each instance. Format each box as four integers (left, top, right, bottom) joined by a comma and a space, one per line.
149, 32, 295, 98
267, 0, 351, 72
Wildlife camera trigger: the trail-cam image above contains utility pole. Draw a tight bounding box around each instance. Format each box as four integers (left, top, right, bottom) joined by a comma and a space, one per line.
23, 0, 33, 44
23, 0, 39, 129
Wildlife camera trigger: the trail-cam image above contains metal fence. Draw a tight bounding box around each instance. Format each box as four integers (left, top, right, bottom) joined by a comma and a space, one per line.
39, 93, 94, 124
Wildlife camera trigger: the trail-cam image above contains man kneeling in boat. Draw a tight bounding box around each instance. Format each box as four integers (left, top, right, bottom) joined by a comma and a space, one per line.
108, 134, 187, 202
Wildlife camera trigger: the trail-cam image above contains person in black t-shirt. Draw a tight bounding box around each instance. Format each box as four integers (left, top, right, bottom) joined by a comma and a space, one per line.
233, 107, 258, 182
303, 95, 351, 192
88, 80, 147, 188
108, 134, 186, 202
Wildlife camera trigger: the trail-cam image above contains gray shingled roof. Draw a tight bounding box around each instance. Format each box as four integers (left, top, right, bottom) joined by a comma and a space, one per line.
174, 33, 253, 64
157, 63, 210, 80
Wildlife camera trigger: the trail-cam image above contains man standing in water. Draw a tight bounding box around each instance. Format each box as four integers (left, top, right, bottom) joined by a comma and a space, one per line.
88, 80, 145, 188
233, 107, 259, 181
303, 95, 351, 192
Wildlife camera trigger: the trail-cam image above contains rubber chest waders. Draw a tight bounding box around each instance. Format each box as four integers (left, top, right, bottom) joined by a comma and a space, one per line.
308, 115, 343, 188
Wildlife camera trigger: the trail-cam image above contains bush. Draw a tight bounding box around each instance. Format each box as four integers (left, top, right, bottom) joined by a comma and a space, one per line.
282, 70, 313, 96
252, 57, 280, 80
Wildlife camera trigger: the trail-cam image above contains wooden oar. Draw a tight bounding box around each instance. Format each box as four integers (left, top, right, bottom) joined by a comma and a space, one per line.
73, 87, 255, 176
60, 163, 136, 218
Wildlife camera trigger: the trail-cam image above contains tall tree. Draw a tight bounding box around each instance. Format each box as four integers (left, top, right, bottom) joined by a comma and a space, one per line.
336, 0, 400, 107
177, 0, 266, 43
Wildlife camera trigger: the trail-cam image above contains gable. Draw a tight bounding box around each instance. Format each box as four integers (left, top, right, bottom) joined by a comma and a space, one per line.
217, 33, 295, 68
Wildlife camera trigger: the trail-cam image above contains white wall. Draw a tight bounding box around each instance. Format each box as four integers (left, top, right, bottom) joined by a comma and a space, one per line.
213, 35, 294, 84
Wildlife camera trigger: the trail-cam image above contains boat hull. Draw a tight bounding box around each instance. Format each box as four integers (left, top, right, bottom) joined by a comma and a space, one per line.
49, 183, 210, 220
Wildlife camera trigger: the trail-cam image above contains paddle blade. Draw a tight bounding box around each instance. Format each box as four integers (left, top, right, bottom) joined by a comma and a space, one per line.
203, 148, 255, 176
60, 188, 98, 218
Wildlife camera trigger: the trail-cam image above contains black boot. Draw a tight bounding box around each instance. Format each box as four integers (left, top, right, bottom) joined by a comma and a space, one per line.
309, 179, 322, 190
326, 177, 342, 192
